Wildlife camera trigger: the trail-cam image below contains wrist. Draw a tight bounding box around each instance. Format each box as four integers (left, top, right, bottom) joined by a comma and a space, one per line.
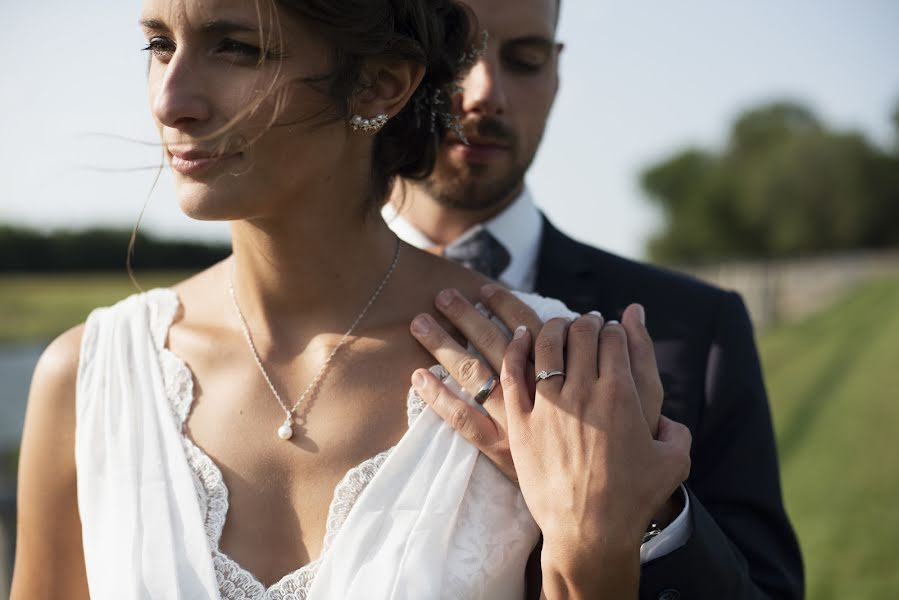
650, 486, 686, 530
541, 540, 639, 599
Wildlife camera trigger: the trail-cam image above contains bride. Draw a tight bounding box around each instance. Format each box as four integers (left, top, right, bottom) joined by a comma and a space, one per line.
12, 0, 690, 598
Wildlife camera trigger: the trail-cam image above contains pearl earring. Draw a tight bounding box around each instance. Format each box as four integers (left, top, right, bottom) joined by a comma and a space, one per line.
350, 114, 389, 133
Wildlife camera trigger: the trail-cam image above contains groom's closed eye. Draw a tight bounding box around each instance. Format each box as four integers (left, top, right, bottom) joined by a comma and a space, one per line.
500, 37, 556, 74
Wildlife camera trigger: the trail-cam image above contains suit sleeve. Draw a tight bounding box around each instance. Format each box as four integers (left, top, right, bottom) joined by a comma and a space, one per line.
639, 292, 804, 599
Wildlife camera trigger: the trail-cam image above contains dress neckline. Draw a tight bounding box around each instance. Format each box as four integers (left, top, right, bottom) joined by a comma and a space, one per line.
146, 287, 445, 598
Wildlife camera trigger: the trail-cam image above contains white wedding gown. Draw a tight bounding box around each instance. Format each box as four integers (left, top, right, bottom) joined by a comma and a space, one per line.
75, 288, 578, 599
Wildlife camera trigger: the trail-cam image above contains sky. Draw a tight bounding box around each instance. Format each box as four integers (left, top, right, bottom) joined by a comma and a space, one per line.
1, 0, 897, 259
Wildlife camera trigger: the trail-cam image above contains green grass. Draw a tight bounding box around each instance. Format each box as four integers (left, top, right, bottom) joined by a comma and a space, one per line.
759, 277, 899, 599
0, 272, 193, 343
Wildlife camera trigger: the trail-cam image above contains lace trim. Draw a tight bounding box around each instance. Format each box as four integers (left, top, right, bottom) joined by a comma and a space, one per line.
151, 288, 447, 599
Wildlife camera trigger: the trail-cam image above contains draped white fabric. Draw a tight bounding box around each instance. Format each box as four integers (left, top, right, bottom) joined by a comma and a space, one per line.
75, 289, 577, 599
76, 292, 220, 599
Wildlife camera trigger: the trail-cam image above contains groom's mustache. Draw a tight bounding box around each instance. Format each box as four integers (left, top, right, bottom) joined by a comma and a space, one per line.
457, 116, 517, 148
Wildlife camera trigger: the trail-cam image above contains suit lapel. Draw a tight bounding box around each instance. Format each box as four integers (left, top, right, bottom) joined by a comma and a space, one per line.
535, 217, 602, 313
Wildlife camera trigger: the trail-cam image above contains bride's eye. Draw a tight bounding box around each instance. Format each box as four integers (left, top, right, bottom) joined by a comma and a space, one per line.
217, 39, 263, 58
142, 37, 175, 62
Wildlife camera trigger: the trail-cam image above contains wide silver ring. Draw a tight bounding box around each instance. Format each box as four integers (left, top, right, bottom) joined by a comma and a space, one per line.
536, 369, 566, 382
474, 375, 498, 405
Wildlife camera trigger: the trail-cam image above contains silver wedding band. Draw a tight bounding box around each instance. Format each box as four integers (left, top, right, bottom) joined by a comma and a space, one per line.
474, 375, 498, 405
536, 369, 566, 382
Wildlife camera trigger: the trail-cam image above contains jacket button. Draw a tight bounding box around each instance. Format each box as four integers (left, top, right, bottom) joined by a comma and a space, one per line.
657, 591, 680, 600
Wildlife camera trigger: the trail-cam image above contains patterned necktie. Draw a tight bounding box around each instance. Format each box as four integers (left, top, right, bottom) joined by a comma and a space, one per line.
443, 228, 512, 280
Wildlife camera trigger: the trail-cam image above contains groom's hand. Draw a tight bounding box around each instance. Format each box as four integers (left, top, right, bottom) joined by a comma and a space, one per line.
409, 284, 665, 482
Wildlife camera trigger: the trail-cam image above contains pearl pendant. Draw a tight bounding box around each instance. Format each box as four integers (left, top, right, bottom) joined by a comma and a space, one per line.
277, 418, 294, 440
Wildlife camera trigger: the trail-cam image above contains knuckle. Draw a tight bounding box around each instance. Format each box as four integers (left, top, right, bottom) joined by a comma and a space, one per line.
602, 362, 633, 383
600, 376, 633, 400
650, 377, 665, 402
474, 325, 503, 350
561, 382, 591, 403
449, 404, 471, 433
600, 323, 627, 342
500, 369, 519, 389
569, 317, 598, 337
534, 335, 558, 355
456, 356, 486, 385
440, 290, 465, 318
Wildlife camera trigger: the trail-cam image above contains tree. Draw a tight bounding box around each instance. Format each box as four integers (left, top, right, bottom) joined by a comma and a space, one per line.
642, 100, 899, 263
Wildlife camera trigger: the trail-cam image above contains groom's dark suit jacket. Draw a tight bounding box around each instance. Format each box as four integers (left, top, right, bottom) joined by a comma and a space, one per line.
534, 218, 804, 599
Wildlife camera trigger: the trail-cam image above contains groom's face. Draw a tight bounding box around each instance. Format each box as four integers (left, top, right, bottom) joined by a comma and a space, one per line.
420, 0, 561, 213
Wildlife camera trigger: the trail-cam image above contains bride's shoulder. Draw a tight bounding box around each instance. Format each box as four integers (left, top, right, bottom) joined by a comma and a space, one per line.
16, 322, 91, 594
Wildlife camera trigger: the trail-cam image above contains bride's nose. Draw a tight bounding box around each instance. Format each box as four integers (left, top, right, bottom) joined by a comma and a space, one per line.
151, 50, 213, 129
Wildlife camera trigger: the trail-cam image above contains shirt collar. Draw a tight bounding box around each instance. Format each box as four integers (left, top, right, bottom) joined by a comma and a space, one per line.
382, 188, 543, 291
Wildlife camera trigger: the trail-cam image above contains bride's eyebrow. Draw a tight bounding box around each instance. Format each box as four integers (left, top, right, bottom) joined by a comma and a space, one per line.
137, 17, 259, 35
199, 19, 259, 35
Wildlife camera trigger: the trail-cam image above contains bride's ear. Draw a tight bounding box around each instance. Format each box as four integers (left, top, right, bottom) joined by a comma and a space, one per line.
351, 59, 426, 121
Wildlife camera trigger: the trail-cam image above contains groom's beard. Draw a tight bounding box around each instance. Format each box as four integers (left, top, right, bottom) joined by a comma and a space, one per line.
421, 116, 534, 213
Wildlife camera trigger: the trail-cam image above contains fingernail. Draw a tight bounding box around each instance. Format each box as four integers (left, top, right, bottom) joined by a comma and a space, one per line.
411, 314, 431, 335
589, 310, 603, 318
436, 289, 455, 308
513, 325, 527, 339
481, 284, 498, 299
607, 320, 620, 325
411, 371, 426, 389
637, 304, 646, 325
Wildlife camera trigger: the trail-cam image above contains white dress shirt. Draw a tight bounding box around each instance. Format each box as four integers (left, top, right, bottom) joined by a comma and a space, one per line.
383, 189, 544, 291
383, 188, 692, 562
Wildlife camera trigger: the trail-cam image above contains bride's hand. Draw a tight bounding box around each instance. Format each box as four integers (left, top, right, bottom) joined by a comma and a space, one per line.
499, 316, 692, 593
409, 284, 664, 483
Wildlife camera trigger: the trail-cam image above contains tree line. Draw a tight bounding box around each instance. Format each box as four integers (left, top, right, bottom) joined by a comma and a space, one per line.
642, 99, 899, 263
0, 225, 231, 272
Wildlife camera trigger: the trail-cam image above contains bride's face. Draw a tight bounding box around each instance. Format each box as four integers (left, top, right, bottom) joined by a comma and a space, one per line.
141, 0, 348, 221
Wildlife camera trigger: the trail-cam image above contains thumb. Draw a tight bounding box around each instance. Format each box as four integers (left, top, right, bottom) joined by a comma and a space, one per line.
656, 415, 693, 485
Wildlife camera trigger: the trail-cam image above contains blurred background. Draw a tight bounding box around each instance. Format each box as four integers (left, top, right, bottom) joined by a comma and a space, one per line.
2, 1, 898, 597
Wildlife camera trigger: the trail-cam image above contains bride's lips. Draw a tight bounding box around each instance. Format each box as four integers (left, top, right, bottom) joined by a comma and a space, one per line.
168, 148, 243, 175
446, 136, 510, 164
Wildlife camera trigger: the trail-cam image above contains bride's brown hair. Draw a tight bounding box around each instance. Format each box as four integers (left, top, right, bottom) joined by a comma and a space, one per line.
254, 0, 477, 206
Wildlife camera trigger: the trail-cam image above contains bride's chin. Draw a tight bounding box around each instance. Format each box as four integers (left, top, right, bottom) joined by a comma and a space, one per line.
176, 191, 250, 223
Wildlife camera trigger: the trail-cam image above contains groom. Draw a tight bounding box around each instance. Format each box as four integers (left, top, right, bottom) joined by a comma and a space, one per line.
385, 0, 804, 597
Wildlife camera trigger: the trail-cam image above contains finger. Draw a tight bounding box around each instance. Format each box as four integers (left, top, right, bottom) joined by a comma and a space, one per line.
565, 312, 604, 385
597, 319, 632, 380
410, 313, 502, 411
622, 304, 663, 437
656, 415, 693, 485
480, 284, 544, 343
533, 317, 570, 395
411, 368, 498, 450
500, 326, 533, 425
434, 288, 508, 372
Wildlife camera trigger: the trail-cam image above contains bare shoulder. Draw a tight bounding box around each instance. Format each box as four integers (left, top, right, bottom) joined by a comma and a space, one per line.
29, 323, 84, 392
401, 243, 494, 306
12, 323, 90, 598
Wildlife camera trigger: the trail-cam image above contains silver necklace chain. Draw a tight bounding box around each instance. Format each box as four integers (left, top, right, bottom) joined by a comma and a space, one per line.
228, 238, 401, 440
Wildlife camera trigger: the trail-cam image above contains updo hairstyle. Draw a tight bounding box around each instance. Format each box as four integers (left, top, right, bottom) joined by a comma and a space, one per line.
275, 0, 478, 206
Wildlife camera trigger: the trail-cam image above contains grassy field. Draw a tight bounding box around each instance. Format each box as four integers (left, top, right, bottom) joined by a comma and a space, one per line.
759, 276, 899, 599
0, 272, 192, 343
1, 272, 898, 596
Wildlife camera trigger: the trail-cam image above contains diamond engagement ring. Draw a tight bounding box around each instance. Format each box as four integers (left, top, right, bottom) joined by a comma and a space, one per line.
536, 370, 566, 381
474, 375, 498, 405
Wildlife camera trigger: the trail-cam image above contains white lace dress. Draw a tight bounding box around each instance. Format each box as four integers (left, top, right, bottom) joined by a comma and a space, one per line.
75, 288, 576, 600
